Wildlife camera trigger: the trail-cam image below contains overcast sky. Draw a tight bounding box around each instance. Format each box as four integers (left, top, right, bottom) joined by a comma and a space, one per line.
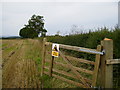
0, 0, 119, 36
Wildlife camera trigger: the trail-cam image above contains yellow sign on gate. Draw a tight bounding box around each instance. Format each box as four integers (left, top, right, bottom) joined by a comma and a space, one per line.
52, 43, 59, 57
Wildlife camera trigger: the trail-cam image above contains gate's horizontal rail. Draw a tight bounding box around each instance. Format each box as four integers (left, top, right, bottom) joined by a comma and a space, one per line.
44, 66, 92, 84
44, 71, 85, 88
52, 68, 92, 84
45, 42, 103, 55
66, 55, 95, 65
106, 59, 120, 64
44, 60, 93, 75
46, 51, 95, 65
54, 61, 93, 75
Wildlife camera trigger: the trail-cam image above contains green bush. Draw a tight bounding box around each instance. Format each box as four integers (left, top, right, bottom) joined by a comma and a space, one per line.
47, 27, 120, 59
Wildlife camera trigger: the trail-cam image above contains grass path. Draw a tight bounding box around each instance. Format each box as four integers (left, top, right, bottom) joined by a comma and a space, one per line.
2, 39, 42, 88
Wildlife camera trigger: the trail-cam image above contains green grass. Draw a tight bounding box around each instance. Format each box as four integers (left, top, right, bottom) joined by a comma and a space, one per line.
40, 75, 53, 88
5, 46, 16, 52
22, 38, 94, 88
2, 43, 8, 47
0, 44, 2, 49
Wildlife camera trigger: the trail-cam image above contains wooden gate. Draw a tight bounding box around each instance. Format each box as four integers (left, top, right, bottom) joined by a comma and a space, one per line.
41, 38, 103, 88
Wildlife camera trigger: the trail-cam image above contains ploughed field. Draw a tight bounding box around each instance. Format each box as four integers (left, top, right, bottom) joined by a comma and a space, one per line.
2, 39, 42, 88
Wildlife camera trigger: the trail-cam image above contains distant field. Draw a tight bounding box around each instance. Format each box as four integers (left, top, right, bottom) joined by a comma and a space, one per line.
2, 39, 76, 88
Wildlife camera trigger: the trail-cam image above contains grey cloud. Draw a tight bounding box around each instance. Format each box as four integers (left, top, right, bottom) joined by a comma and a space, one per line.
2, 2, 118, 36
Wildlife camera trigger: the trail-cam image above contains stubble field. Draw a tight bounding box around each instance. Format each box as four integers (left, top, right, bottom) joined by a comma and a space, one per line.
2, 39, 42, 88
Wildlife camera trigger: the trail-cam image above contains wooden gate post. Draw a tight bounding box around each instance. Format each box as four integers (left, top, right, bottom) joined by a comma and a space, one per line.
99, 38, 113, 88
41, 38, 47, 77
49, 56, 54, 77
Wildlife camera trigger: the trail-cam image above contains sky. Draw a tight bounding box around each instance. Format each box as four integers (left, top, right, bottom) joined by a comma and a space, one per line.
0, 0, 120, 36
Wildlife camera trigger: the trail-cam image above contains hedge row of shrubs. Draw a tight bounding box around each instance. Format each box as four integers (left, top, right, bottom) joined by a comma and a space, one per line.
47, 27, 120, 59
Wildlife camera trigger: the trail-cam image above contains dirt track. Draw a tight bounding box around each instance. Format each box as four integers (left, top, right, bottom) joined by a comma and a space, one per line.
2, 39, 42, 88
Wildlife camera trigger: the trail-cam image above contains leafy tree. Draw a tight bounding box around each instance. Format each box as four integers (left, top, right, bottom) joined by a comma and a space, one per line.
19, 27, 38, 38
41, 29, 47, 37
19, 14, 47, 38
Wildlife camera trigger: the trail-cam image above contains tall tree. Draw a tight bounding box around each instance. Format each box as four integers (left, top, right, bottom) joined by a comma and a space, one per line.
19, 14, 47, 38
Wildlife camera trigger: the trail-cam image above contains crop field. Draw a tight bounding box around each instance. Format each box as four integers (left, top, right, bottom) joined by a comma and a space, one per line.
2, 39, 43, 88
1, 39, 74, 88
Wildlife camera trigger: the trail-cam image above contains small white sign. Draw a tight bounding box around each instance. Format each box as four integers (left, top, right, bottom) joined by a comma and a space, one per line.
52, 43, 59, 57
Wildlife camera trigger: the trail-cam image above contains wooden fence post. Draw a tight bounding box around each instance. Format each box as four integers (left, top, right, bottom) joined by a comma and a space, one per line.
49, 56, 54, 77
41, 38, 47, 77
99, 38, 113, 88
